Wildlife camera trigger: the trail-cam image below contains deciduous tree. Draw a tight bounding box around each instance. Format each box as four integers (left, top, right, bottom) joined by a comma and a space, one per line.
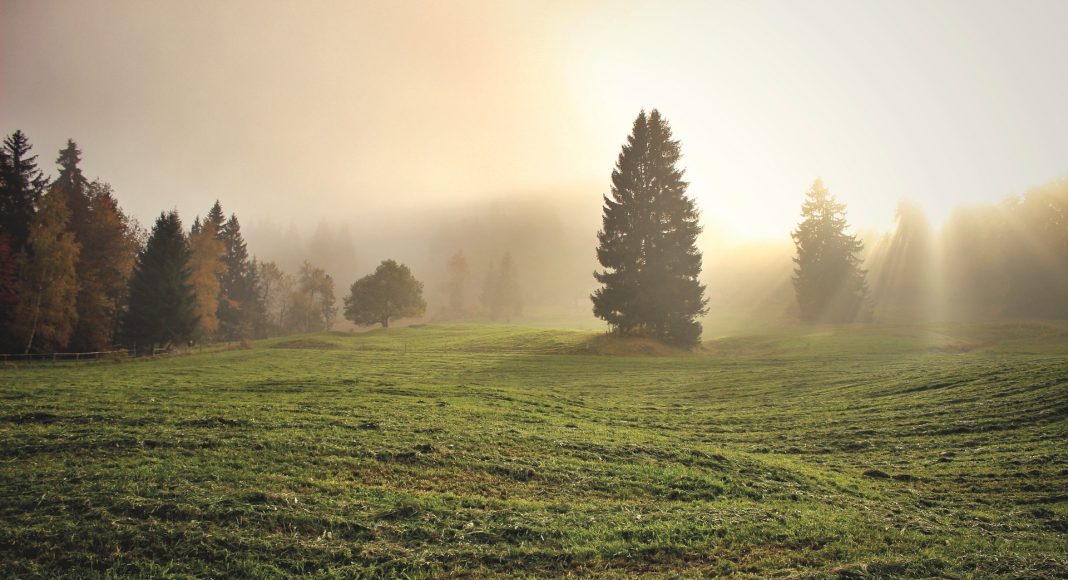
12, 192, 80, 354
344, 260, 426, 328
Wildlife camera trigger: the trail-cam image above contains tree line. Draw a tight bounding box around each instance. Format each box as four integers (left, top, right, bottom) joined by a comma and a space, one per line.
0, 131, 434, 355
590, 109, 1068, 348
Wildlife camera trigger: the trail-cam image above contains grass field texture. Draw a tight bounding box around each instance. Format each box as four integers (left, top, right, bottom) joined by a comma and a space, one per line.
2, 323, 1067, 577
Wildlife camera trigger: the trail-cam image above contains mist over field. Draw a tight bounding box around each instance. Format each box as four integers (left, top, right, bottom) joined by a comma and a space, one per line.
2, 0, 1067, 577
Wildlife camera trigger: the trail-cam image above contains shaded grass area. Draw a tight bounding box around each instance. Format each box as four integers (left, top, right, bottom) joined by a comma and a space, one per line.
1, 322, 1066, 577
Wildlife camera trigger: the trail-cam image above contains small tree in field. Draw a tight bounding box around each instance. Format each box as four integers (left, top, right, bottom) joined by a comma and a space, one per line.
344, 260, 426, 328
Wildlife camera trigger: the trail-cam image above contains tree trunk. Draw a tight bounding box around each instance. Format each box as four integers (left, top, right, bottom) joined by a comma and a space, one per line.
381, 317, 389, 328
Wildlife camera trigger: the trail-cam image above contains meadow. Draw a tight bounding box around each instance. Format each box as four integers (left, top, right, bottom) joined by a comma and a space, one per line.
1, 323, 1066, 577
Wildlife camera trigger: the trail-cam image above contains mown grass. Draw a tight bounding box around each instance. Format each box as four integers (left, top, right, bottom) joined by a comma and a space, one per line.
1, 322, 1067, 577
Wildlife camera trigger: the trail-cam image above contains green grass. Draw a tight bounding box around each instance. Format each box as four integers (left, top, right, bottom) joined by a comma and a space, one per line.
2, 323, 1067, 577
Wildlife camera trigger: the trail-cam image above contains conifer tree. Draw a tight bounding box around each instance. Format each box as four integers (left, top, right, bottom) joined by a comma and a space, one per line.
12, 192, 80, 354
592, 109, 707, 347
52, 140, 90, 232
0, 130, 47, 254
217, 213, 260, 339
122, 212, 197, 353
791, 179, 868, 323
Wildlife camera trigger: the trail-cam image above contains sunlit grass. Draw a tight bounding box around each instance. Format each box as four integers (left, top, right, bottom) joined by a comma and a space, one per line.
1, 323, 1066, 576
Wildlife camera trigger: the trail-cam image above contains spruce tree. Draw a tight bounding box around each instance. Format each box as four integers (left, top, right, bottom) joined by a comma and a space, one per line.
122, 212, 197, 353
591, 109, 707, 347
791, 179, 868, 323
217, 213, 259, 340
0, 130, 47, 254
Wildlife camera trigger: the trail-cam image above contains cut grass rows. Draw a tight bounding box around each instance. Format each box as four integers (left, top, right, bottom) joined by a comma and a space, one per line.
1, 323, 1066, 577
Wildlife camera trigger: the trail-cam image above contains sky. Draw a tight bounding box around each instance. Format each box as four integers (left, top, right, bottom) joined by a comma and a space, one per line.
2, 0, 1067, 240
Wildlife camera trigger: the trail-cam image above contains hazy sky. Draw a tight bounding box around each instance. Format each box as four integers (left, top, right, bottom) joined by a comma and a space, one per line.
2, 0, 1066, 240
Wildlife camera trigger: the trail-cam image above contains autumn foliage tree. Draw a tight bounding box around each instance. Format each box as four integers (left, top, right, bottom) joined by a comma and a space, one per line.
12, 191, 80, 354
188, 215, 226, 339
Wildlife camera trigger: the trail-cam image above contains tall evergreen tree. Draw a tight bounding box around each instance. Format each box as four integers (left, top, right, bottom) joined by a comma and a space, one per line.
791, 179, 868, 323
52, 140, 90, 232
121, 212, 198, 354
591, 109, 707, 347
12, 191, 80, 354
217, 213, 260, 339
0, 130, 47, 254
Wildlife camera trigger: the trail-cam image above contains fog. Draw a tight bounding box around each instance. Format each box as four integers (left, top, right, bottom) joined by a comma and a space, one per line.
3, 0, 1067, 331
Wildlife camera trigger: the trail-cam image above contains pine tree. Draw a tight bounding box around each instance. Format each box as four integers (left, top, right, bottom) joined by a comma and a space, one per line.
791, 179, 868, 323
217, 213, 260, 340
122, 212, 198, 354
0, 130, 47, 254
344, 260, 426, 328
12, 191, 80, 354
53, 140, 90, 233
592, 109, 707, 347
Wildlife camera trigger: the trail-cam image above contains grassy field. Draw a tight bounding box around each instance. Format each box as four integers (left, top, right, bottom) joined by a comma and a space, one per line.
2, 323, 1067, 577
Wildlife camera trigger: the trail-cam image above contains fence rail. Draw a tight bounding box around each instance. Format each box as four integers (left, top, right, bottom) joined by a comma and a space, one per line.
0, 349, 133, 362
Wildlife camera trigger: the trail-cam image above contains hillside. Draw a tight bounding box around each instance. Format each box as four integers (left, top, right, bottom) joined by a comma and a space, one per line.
2, 324, 1067, 577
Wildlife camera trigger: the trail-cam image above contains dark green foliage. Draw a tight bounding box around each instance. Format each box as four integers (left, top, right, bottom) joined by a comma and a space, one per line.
121, 212, 197, 353
791, 179, 868, 323
0, 130, 47, 254
52, 139, 90, 233
344, 259, 426, 327
0, 234, 17, 349
592, 110, 707, 347
217, 213, 263, 340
